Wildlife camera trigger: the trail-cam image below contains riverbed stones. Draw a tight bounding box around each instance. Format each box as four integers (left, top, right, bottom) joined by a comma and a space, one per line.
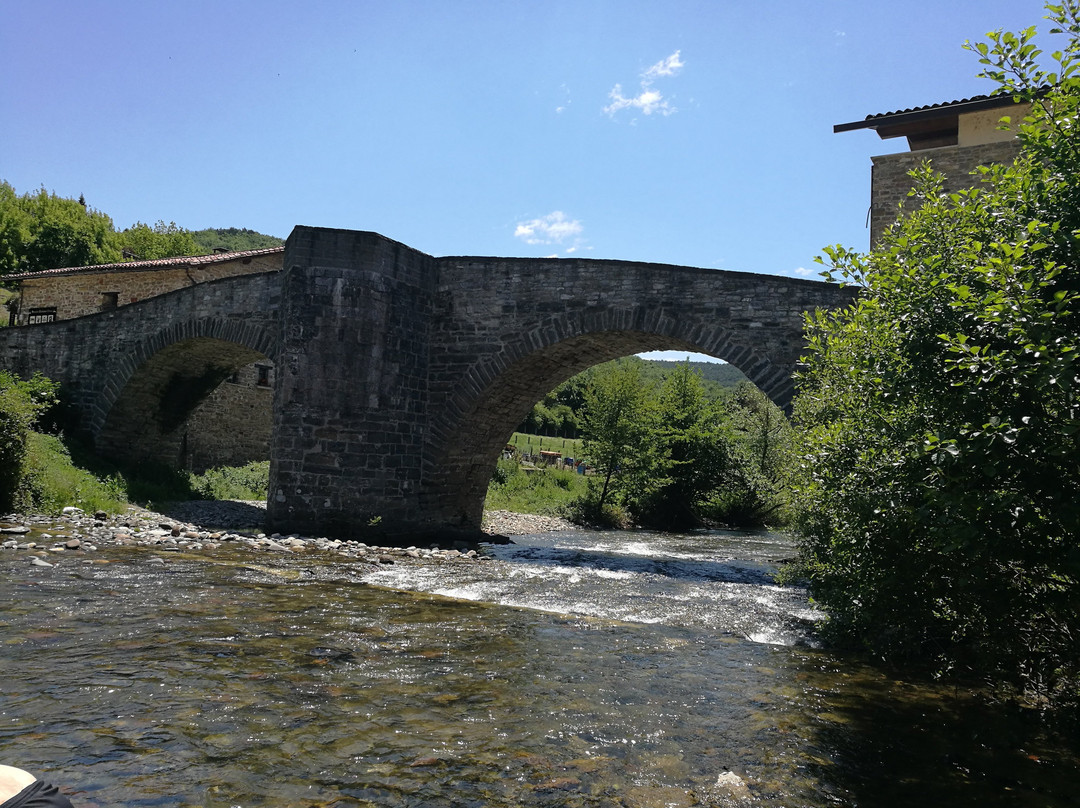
0, 501, 569, 569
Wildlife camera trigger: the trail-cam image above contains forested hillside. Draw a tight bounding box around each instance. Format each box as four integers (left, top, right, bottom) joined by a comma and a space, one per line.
647, 359, 747, 388
0, 180, 282, 276
191, 228, 284, 253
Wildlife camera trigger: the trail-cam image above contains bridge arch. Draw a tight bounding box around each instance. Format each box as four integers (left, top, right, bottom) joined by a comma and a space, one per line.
421, 304, 794, 527
95, 317, 279, 467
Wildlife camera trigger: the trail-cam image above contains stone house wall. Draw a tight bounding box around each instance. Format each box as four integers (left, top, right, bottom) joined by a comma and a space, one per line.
869, 139, 1020, 244
183, 361, 274, 473
14, 250, 283, 323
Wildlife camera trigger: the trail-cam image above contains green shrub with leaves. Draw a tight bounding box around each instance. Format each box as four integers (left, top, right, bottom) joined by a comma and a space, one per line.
484, 458, 587, 516
17, 432, 127, 514
188, 461, 270, 501
0, 371, 58, 512
791, 1, 1080, 708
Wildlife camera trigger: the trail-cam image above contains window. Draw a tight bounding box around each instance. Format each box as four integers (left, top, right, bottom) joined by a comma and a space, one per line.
27, 307, 57, 325
101, 292, 119, 310
256, 365, 272, 387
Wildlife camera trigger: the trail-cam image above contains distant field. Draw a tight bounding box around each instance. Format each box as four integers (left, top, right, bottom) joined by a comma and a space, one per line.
507, 432, 584, 459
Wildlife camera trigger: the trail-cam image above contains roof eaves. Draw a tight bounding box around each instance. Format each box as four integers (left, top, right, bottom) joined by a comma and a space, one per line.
834, 92, 1032, 134
5, 246, 285, 281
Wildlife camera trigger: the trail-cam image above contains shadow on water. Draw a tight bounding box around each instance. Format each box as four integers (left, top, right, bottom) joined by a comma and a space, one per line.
785, 651, 1080, 808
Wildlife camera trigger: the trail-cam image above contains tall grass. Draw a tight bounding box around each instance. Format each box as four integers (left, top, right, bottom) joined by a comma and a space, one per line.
16, 432, 128, 514
188, 461, 268, 501
484, 457, 587, 515
11, 429, 271, 515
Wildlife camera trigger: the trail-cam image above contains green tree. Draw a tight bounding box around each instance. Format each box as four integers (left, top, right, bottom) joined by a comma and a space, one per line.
116, 220, 202, 261
711, 382, 794, 527
190, 227, 284, 253
579, 359, 653, 513
0, 181, 32, 275
635, 362, 726, 528
0, 185, 120, 274
791, 1, 1080, 707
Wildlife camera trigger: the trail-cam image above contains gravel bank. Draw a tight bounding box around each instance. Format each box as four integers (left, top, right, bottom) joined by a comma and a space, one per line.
0, 502, 578, 569
481, 509, 578, 535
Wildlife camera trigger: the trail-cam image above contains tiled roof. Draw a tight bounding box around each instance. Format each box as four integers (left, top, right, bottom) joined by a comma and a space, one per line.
834, 91, 1031, 133
7, 245, 285, 280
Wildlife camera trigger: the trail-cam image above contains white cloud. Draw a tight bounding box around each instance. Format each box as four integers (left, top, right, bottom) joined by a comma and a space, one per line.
604, 50, 683, 118
604, 85, 673, 117
643, 51, 684, 79
514, 211, 584, 246
793, 266, 815, 277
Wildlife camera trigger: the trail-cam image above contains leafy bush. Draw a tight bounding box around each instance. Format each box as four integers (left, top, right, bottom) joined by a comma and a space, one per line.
17, 432, 126, 514
791, 2, 1080, 709
188, 461, 269, 501
0, 371, 58, 512
484, 460, 586, 516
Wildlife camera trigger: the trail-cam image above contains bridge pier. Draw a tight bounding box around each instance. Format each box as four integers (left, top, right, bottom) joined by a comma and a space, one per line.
263, 227, 458, 541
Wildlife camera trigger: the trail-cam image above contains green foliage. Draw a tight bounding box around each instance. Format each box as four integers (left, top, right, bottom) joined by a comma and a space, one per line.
518, 357, 743, 437
792, 1, 1080, 708
188, 461, 269, 501
0, 181, 284, 277
0, 371, 58, 512
567, 361, 792, 529
115, 220, 202, 261
646, 359, 749, 391
17, 432, 127, 515
190, 227, 284, 253
632, 362, 727, 528
580, 359, 655, 512
484, 457, 587, 515
0, 182, 121, 275
704, 382, 795, 527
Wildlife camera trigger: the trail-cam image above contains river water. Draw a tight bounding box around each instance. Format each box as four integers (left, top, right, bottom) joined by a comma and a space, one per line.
1, 527, 1076, 807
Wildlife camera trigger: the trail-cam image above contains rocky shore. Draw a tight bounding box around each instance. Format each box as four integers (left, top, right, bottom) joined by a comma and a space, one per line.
0, 502, 578, 568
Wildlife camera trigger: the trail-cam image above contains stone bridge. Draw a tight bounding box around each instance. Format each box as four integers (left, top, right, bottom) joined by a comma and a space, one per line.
0, 226, 856, 541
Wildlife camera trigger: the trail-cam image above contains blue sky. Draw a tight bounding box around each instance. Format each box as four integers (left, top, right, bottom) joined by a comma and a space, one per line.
1, 0, 1046, 365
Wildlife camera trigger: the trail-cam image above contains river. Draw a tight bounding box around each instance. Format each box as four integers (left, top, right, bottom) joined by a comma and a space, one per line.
1, 526, 1077, 806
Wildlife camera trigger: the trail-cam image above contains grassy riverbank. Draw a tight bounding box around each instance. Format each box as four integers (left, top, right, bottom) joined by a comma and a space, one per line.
9, 430, 269, 515
11, 428, 575, 519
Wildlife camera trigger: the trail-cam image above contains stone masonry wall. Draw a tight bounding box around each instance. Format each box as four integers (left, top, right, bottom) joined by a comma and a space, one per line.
16, 252, 283, 323
0, 272, 280, 457
869, 139, 1020, 245
266, 228, 438, 541
11, 251, 283, 468
183, 361, 274, 472
420, 256, 857, 529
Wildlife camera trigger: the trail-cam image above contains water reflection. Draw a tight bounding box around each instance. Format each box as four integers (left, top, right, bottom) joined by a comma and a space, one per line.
0, 531, 1076, 806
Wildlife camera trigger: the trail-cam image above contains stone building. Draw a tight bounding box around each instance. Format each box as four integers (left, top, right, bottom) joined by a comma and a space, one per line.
4, 246, 284, 471
6, 246, 283, 324
835, 92, 1031, 244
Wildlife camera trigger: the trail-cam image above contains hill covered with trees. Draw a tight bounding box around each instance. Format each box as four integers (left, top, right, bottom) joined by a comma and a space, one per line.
0, 181, 282, 276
